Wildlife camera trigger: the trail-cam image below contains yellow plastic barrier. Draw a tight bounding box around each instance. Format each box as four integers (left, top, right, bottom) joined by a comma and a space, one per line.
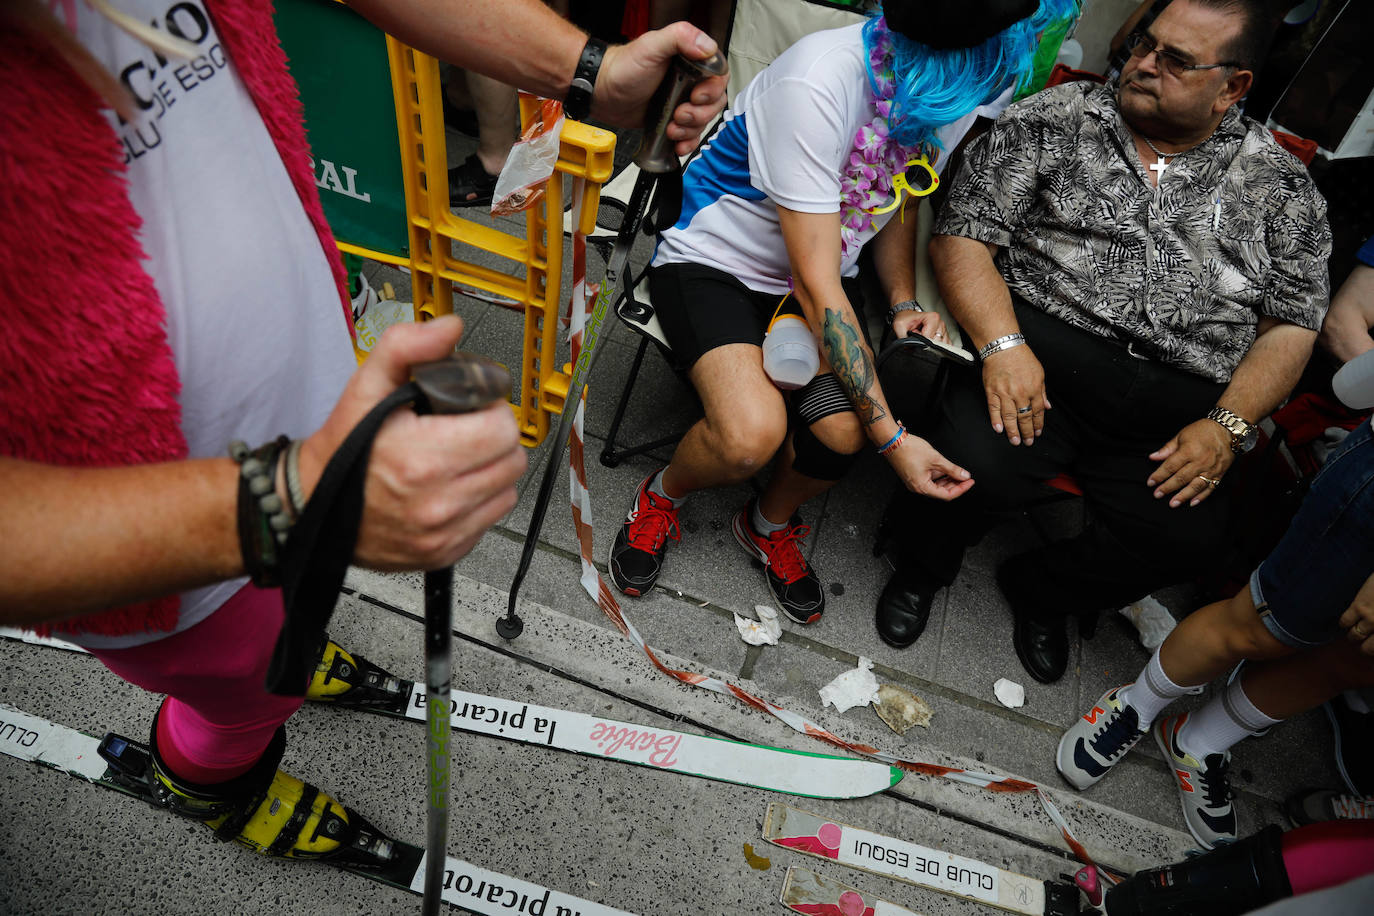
381, 40, 616, 447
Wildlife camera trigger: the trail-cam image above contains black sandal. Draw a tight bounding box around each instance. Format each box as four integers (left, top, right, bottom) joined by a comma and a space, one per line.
448, 154, 498, 209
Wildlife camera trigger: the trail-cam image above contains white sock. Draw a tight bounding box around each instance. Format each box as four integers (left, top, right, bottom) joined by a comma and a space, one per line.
1178, 676, 1283, 760
1119, 648, 1201, 727
647, 468, 686, 508
750, 501, 788, 535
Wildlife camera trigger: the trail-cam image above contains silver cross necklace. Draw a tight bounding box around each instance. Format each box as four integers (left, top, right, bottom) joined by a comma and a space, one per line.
1141, 135, 1200, 181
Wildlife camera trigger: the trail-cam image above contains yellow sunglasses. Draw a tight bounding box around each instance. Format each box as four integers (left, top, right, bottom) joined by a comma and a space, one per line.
866, 156, 940, 215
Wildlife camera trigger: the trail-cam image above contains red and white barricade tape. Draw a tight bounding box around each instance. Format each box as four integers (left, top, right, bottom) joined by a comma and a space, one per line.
567, 176, 622, 616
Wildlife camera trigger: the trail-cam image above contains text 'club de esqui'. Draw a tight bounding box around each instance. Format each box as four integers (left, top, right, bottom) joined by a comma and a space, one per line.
0, 628, 901, 800
0, 703, 635, 916
762, 803, 1083, 916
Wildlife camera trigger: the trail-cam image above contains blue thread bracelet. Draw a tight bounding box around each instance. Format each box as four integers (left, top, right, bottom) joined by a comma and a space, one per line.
877, 423, 907, 456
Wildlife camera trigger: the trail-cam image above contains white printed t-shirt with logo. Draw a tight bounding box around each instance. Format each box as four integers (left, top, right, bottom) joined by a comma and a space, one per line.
652, 23, 1013, 295
69, 0, 358, 647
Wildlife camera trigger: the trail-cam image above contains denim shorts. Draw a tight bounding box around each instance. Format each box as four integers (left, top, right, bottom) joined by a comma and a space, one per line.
1251, 418, 1374, 647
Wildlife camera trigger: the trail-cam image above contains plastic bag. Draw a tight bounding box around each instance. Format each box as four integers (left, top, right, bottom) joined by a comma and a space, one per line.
490, 94, 563, 216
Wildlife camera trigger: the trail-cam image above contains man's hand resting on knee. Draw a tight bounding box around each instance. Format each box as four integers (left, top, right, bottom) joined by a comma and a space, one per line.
300, 316, 528, 571
890, 435, 975, 501
982, 344, 1049, 447
1147, 419, 1233, 509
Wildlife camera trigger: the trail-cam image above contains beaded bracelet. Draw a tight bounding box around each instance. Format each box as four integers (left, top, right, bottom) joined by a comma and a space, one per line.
877, 422, 907, 457
978, 332, 1027, 361
283, 438, 307, 521
230, 435, 291, 588
886, 299, 923, 324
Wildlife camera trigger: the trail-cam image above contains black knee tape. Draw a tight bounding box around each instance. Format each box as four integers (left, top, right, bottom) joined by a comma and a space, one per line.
794, 373, 851, 426
792, 420, 861, 481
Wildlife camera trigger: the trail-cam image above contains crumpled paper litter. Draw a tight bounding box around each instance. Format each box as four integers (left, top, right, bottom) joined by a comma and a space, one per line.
734, 604, 782, 646
819, 657, 881, 713
993, 677, 1025, 708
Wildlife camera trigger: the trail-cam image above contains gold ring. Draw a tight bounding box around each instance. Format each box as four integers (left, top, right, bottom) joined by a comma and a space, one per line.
1356, 623, 1372, 639
1198, 475, 1220, 488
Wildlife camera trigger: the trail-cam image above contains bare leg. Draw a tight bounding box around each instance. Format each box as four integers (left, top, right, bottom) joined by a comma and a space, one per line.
1157, 587, 1298, 686
464, 0, 565, 177
444, 70, 471, 110
467, 72, 519, 176
1242, 638, 1374, 720
660, 343, 787, 497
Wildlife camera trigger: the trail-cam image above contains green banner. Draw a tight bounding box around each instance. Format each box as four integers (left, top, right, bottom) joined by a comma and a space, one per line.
275, 0, 408, 258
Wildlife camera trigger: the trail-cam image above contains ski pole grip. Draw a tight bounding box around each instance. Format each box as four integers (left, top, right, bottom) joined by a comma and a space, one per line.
411, 352, 511, 416
634, 50, 728, 174
265, 353, 509, 696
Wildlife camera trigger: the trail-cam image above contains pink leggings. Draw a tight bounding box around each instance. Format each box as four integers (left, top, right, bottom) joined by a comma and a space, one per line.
90, 583, 303, 784
1283, 821, 1374, 896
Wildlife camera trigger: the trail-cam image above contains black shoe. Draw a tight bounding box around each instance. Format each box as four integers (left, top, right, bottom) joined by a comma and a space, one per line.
875, 569, 936, 648
1013, 610, 1069, 683
998, 565, 1068, 683
1326, 695, 1374, 796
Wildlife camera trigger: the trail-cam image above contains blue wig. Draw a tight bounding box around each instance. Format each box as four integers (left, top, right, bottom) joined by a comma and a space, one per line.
864, 0, 1081, 150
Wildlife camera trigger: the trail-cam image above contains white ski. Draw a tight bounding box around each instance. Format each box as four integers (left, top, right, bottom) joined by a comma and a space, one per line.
1, 628, 903, 800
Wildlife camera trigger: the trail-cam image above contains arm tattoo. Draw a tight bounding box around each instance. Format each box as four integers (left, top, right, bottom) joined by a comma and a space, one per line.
822, 308, 887, 426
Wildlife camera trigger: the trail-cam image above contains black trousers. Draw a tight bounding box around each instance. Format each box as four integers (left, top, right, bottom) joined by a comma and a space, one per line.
887, 301, 1232, 619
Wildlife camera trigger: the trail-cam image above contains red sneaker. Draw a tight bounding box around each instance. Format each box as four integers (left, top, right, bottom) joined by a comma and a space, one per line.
607, 472, 681, 597
732, 501, 824, 624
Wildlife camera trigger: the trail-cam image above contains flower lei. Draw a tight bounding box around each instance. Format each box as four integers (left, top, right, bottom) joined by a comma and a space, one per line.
839, 18, 928, 260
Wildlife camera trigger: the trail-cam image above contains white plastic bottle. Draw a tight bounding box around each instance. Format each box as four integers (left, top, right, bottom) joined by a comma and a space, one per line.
762, 314, 820, 390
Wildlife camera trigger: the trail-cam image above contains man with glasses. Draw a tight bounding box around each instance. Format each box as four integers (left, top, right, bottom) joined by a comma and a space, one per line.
875, 0, 1332, 684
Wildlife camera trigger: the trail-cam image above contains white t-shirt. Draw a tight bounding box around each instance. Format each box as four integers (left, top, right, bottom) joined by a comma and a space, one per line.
67, 0, 358, 647
652, 23, 1013, 294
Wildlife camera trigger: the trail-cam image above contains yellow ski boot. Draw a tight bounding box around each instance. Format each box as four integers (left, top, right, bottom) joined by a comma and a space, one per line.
305, 637, 408, 711
145, 710, 394, 868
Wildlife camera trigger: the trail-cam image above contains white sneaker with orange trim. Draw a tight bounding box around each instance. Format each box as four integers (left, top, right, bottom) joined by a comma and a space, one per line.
1056, 684, 1147, 790
1154, 713, 1238, 849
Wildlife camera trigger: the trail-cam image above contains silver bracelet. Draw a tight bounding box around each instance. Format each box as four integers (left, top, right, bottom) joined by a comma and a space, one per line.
886, 299, 923, 324
978, 332, 1026, 361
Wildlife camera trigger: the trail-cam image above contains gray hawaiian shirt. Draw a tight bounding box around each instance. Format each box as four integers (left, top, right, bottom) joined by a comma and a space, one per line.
935, 80, 1332, 383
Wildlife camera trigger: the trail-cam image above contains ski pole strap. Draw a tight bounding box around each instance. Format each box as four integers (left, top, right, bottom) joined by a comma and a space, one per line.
265, 381, 423, 696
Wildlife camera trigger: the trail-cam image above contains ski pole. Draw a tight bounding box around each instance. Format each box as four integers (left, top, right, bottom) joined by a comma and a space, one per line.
496, 49, 727, 641
408, 356, 513, 916
421, 565, 452, 916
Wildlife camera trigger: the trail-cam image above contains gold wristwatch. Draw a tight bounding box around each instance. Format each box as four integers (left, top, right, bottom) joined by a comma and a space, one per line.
1206, 407, 1258, 454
